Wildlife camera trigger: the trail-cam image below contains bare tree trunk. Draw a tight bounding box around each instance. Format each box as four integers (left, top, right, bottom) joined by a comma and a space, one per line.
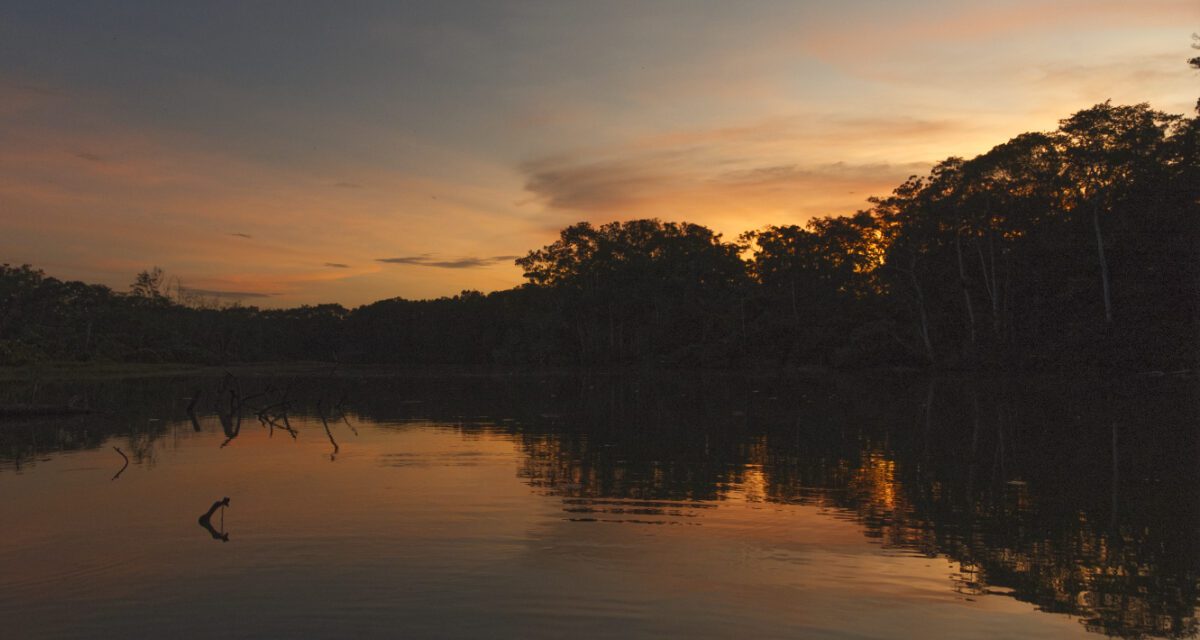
881, 260, 934, 363
910, 270, 935, 364
976, 238, 1000, 335
922, 378, 935, 461
995, 403, 1006, 483
988, 229, 1000, 332
576, 319, 586, 366
1002, 248, 1013, 344
740, 296, 747, 349
1092, 202, 1113, 324
608, 302, 615, 359
83, 317, 93, 356
789, 277, 799, 328
967, 390, 981, 501
955, 232, 977, 348
1110, 420, 1119, 530
1195, 232, 1200, 368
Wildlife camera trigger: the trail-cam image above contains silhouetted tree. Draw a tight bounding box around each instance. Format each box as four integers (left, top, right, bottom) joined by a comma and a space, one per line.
2, 98, 1196, 370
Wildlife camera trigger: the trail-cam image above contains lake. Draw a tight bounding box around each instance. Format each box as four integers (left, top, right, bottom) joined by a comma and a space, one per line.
1, 370, 1197, 638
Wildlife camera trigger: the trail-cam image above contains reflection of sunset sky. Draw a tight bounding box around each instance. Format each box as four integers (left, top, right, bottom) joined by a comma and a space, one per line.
1, 1, 1196, 306
1, 415, 1088, 638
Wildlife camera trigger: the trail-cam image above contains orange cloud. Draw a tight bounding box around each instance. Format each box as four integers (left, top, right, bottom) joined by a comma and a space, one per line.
520, 151, 931, 237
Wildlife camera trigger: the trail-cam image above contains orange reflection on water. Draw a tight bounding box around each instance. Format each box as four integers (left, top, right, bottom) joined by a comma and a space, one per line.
849, 450, 900, 513
0, 412, 1102, 639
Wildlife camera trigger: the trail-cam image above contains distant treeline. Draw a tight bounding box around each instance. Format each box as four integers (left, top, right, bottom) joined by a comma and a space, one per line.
3, 102, 1197, 370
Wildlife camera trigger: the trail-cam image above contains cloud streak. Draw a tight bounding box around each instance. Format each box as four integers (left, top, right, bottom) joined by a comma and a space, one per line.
521, 153, 932, 217
180, 287, 276, 300
516, 111, 985, 230
376, 254, 520, 269
521, 155, 683, 212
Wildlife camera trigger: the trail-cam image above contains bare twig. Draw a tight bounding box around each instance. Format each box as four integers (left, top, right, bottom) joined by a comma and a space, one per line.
111, 446, 130, 480
197, 497, 231, 542
317, 399, 339, 460
187, 389, 202, 433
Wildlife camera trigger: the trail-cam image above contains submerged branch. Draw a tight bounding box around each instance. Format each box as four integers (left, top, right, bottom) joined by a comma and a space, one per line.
187, 389, 202, 433
111, 446, 130, 480
197, 497, 231, 542
317, 398, 340, 460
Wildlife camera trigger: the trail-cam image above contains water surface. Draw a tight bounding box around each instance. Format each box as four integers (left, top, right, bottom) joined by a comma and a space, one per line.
1, 372, 1197, 638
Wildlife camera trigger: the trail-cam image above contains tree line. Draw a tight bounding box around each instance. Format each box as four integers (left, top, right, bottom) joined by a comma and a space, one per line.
2, 101, 1197, 370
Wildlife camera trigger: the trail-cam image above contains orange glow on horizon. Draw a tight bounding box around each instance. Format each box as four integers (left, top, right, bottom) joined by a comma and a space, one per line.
2, 1, 1196, 306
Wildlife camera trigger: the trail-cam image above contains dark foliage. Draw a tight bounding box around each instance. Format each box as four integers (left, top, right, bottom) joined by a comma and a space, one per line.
3, 102, 1197, 370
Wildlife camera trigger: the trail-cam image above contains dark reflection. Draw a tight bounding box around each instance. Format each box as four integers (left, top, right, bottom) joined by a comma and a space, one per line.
197, 497, 231, 542
369, 372, 1200, 638
1, 370, 1197, 637
316, 385, 358, 461
215, 374, 243, 447
186, 389, 202, 432
317, 399, 340, 461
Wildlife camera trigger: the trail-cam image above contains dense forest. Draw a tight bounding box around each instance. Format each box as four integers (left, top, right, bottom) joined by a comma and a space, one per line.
3, 101, 1198, 371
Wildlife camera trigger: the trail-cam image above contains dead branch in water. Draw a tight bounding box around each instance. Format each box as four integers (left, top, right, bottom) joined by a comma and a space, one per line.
186, 389, 202, 432
317, 398, 339, 460
197, 497, 231, 542
216, 373, 243, 448
340, 412, 358, 436
111, 446, 130, 480
250, 382, 299, 439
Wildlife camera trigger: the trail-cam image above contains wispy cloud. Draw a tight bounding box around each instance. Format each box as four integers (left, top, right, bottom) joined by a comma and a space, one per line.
180, 287, 276, 299
714, 161, 932, 188
635, 115, 965, 152
324, 262, 350, 268
230, 232, 252, 239
376, 254, 519, 269
516, 111, 981, 224
520, 155, 682, 212
521, 153, 932, 216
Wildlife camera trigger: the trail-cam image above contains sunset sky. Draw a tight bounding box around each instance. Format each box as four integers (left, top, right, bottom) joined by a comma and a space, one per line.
2, 1, 1197, 307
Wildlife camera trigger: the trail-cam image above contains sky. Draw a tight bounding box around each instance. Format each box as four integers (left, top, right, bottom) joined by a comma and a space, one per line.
1, 1, 1197, 307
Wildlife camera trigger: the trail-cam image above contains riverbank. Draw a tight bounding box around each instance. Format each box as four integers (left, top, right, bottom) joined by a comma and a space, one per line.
0, 361, 342, 382
1, 358, 1192, 385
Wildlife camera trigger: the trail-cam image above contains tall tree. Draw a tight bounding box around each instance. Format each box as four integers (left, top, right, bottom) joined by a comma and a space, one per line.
1055, 103, 1178, 325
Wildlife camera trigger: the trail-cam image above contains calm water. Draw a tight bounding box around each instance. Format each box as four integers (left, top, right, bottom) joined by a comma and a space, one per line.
1, 371, 1197, 638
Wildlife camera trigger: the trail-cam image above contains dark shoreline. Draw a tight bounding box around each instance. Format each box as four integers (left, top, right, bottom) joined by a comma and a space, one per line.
1, 359, 1192, 386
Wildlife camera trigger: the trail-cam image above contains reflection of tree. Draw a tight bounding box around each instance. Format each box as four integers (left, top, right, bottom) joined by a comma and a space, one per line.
489, 374, 1200, 639
2, 371, 1197, 638
197, 497, 231, 542
110, 446, 129, 480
